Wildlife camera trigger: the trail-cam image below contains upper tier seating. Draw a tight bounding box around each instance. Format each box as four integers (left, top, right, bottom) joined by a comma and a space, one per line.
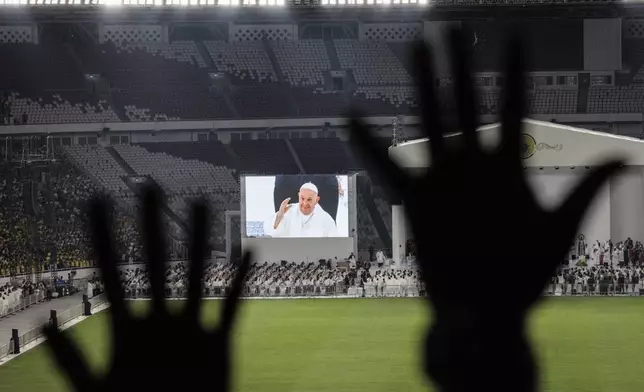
204, 41, 277, 83
271, 40, 330, 86
352, 86, 417, 115
335, 39, 411, 85
5, 39, 642, 124
117, 41, 208, 68
139, 141, 235, 168
7, 92, 119, 124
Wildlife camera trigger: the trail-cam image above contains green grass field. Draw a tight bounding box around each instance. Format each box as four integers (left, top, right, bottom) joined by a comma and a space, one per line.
1, 297, 644, 392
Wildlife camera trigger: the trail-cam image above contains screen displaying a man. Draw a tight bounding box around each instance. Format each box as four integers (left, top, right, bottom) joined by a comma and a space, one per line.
263, 182, 338, 238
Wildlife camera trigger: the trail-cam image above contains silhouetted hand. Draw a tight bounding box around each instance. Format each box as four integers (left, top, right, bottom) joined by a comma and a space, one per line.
44, 186, 250, 392
350, 30, 622, 392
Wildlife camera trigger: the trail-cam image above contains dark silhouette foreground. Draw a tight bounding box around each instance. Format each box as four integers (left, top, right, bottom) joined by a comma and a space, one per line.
44, 188, 251, 392
44, 28, 622, 392
350, 29, 622, 392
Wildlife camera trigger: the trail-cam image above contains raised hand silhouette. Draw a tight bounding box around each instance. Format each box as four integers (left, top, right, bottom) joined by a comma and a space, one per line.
350, 29, 623, 392
44, 186, 251, 392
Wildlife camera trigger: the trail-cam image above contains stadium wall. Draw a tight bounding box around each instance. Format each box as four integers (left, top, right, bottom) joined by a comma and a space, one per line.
527, 169, 611, 246
610, 169, 644, 243
0, 260, 190, 285
241, 238, 354, 264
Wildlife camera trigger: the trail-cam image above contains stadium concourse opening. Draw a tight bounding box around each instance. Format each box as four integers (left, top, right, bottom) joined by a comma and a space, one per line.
388, 119, 644, 265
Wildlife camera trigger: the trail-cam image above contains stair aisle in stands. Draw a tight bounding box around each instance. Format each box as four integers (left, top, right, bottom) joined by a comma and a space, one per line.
106, 146, 137, 176
357, 176, 392, 249
577, 73, 590, 114
324, 40, 342, 70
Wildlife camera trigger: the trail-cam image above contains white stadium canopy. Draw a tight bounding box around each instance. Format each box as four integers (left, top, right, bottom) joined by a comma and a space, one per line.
388, 119, 644, 169
387, 119, 644, 265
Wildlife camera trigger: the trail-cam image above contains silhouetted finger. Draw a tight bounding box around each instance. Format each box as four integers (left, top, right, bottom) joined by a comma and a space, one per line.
141, 185, 168, 313
218, 251, 251, 335
185, 200, 209, 320
89, 197, 129, 326
499, 34, 526, 169
448, 27, 479, 152
554, 161, 624, 268
43, 325, 95, 391
349, 115, 408, 196
412, 40, 445, 164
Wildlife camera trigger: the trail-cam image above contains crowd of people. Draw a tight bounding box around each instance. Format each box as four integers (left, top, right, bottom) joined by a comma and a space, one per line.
573, 237, 644, 267
549, 265, 643, 295
117, 260, 423, 299
0, 280, 47, 318
0, 154, 161, 277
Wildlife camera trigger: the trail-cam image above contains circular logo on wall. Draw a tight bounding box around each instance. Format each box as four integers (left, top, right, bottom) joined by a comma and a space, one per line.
521, 134, 536, 160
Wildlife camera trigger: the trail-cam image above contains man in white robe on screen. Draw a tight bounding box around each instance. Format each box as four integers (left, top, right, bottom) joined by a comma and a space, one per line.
263, 182, 338, 238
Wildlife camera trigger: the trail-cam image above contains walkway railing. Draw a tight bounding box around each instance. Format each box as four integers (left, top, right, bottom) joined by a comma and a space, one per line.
0, 293, 108, 362
0, 291, 46, 319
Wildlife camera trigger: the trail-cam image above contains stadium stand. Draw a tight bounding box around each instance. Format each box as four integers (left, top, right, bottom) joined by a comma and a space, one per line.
530, 89, 578, 114
117, 41, 208, 68
204, 40, 277, 83
3, 36, 637, 121
63, 145, 133, 199
1, 20, 643, 291
113, 144, 233, 196
334, 39, 412, 85
588, 86, 644, 113
352, 86, 417, 115
6, 92, 119, 124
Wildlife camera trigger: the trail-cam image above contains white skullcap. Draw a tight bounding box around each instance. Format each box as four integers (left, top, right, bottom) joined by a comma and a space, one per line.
299, 182, 318, 194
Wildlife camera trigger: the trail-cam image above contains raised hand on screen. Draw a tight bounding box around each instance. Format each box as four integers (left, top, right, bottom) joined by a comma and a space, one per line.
274, 197, 292, 228
350, 29, 623, 392
44, 185, 251, 392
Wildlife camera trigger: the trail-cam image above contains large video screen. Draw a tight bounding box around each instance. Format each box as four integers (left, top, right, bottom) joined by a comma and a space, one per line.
244, 175, 349, 238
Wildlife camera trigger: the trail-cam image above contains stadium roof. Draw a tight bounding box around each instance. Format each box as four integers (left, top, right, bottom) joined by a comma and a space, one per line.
388, 118, 644, 168
0, 1, 624, 23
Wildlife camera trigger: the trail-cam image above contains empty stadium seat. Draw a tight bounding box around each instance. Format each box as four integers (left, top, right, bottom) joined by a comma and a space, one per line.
204, 41, 277, 83
271, 40, 330, 86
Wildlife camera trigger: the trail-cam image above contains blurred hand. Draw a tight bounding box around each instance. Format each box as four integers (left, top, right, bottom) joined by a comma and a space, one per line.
350, 29, 622, 392
44, 186, 250, 392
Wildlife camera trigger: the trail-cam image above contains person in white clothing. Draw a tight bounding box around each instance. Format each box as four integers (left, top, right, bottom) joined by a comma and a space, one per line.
263, 182, 338, 238
376, 250, 386, 267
